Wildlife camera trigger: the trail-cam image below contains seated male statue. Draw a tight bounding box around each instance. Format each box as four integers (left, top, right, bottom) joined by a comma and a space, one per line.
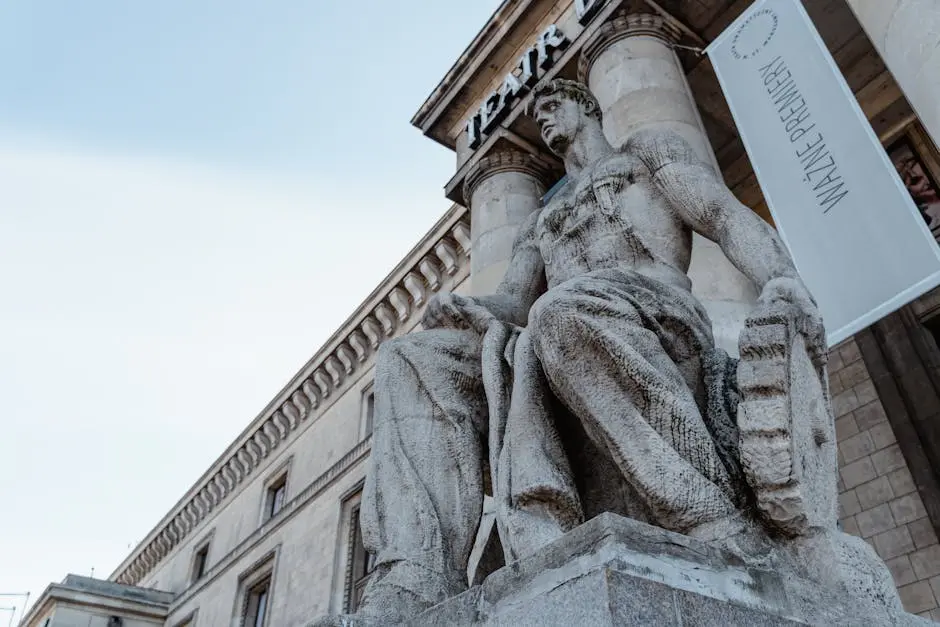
319, 79, 831, 625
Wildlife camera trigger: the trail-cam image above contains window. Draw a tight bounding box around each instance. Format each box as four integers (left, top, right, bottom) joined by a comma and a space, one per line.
174, 609, 198, 627
190, 543, 210, 583
345, 504, 376, 612
260, 460, 292, 525
235, 552, 276, 627
361, 389, 375, 439
888, 135, 940, 239
243, 576, 271, 627
264, 474, 287, 521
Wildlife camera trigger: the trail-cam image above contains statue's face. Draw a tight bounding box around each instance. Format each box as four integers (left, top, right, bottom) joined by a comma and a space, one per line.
533, 93, 585, 153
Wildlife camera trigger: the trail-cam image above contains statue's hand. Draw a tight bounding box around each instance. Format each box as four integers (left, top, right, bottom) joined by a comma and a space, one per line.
756, 276, 826, 359
421, 292, 498, 334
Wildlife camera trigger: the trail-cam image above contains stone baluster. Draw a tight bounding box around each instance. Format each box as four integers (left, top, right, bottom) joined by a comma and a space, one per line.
464, 151, 554, 295
580, 12, 758, 354
347, 330, 371, 363
434, 239, 460, 276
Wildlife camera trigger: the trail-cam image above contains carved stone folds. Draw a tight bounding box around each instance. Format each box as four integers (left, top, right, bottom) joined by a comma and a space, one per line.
737, 314, 837, 536
112, 206, 471, 586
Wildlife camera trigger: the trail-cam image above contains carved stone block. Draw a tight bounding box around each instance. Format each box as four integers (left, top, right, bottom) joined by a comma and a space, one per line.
738, 310, 838, 536
412, 514, 931, 626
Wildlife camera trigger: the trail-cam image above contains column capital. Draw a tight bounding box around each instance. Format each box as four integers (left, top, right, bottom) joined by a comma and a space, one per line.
578, 12, 683, 82
463, 150, 556, 202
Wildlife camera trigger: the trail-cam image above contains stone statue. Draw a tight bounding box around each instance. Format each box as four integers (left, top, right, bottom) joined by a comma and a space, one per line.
313, 80, 902, 626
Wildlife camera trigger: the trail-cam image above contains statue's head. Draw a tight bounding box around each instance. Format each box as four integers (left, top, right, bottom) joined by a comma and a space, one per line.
528, 79, 602, 154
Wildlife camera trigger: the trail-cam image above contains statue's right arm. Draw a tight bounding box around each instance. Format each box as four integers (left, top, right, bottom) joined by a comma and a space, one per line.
478, 209, 547, 327
421, 210, 546, 331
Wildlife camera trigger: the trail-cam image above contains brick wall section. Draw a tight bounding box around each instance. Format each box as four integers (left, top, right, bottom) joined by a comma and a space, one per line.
832, 337, 940, 621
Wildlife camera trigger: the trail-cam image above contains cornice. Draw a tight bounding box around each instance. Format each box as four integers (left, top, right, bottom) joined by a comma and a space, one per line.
578, 12, 683, 82
19, 580, 173, 627
463, 150, 557, 201
410, 0, 542, 150
110, 205, 471, 586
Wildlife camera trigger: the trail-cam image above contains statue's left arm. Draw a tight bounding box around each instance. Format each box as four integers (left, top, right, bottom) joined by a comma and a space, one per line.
629, 129, 822, 337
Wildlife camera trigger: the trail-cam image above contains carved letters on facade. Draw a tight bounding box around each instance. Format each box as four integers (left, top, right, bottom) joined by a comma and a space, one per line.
465, 24, 569, 149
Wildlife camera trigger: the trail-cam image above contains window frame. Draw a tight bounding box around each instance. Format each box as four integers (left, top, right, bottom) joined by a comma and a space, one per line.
243, 575, 272, 627
359, 383, 375, 441
340, 488, 376, 614
233, 549, 279, 627
189, 532, 214, 585
259, 457, 292, 525
265, 475, 287, 521
885, 122, 940, 240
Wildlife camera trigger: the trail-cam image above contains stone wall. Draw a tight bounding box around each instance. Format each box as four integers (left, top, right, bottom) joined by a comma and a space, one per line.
163, 454, 371, 626
832, 337, 940, 620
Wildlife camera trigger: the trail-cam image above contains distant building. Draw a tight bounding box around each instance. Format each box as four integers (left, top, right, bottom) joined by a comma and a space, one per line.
21, 0, 940, 624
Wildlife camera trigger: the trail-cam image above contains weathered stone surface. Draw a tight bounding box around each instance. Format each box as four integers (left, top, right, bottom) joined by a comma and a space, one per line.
578, 11, 759, 358
412, 514, 931, 626
310, 79, 914, 625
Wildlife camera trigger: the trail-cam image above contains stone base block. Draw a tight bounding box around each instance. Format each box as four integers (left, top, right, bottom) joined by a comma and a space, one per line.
412, 513, 930, 626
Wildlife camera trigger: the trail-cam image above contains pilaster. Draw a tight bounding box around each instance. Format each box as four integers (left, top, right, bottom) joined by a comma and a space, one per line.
578, 12, 715, 166
464, 150, 555, 295
846, 0, 940, 151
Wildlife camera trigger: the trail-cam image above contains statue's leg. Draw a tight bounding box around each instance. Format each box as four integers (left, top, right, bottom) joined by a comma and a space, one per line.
356, 328, 486, 622
528, 273, 739, 536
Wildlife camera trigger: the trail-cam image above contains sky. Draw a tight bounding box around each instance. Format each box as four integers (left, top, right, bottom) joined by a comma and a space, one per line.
0, 1, 501, 620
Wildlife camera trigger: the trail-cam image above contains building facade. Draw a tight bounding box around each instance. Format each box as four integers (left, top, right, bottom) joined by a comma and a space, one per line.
21, 0, 940, 624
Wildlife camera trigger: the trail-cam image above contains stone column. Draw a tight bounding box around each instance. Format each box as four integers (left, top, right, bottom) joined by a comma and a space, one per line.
580, 12, 758, 355
464, 151, 553, 296
846, 0, 940, 147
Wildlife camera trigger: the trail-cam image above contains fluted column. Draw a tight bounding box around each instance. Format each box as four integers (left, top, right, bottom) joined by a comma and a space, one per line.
580, 12, 758, 355
846, 0, 940, 147
464, 151, 554, 295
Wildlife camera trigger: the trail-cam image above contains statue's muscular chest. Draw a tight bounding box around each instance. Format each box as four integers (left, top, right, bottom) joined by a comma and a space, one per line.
536, 153, 662, 273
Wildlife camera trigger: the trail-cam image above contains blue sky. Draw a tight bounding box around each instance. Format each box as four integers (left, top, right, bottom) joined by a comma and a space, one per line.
0, 1, 500, 619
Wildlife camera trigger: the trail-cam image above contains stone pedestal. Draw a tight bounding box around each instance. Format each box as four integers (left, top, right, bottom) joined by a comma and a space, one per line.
580, 12, 758, 356
412, 514, 930, 626
464, 152, 553, 296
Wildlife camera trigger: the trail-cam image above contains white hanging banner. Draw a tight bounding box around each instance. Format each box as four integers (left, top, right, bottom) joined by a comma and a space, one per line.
706, 0, 940, 346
